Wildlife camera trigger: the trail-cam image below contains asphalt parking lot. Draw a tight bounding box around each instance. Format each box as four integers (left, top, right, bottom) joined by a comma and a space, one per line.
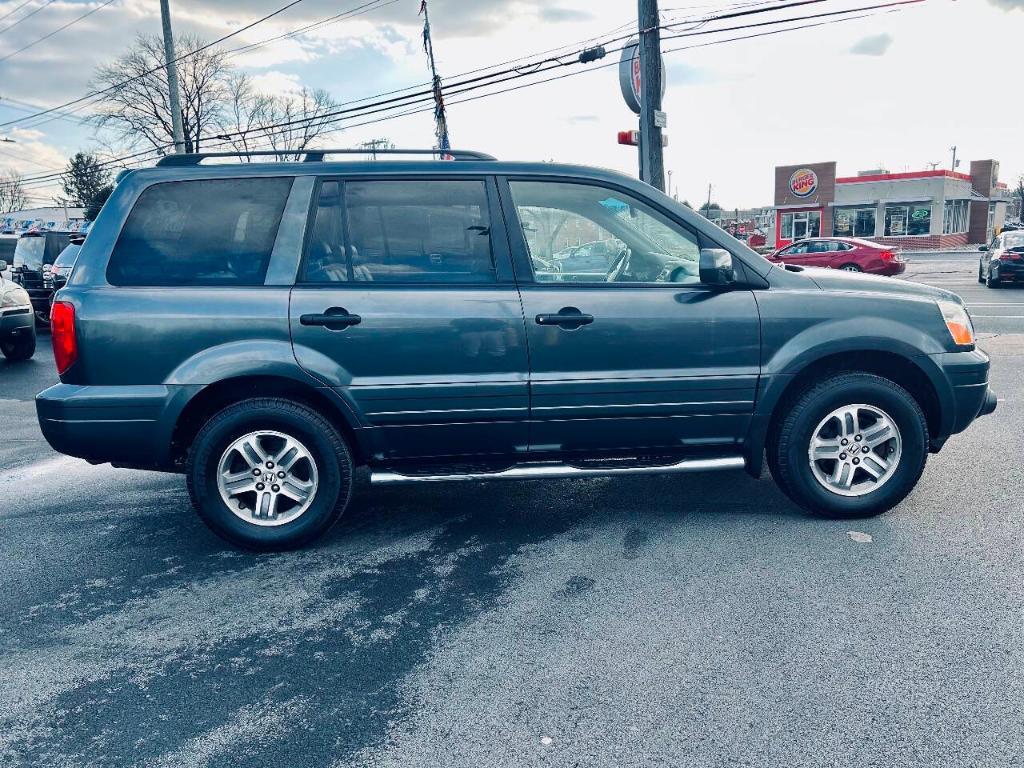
1, 252, 1022, 768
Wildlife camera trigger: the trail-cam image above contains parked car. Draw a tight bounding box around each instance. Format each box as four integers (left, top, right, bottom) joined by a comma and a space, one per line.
44, 236, 85, 294
0, 234, 17, 278
0, 258, 36, 361
978, 230, 1024, 288
769, 237, 906, 276
11, 230, 72, 325
37, 149, 995, 550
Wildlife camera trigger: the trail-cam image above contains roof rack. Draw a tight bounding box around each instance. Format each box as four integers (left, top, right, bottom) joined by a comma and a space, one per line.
155, 148, 497, 167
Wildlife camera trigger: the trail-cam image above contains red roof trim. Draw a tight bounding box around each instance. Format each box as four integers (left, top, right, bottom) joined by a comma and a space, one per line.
836, 170, 973, 184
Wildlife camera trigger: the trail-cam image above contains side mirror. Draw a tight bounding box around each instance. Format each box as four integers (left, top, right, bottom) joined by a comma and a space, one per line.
699, 248, 735, 286
979, 245, 989, 252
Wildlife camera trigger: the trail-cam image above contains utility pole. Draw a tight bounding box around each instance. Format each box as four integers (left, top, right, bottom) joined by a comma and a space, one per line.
949, 145, 958, 172
419, 0, 451, 155
705, 183, 712, 218
159, 0, 186, 154
638, 0, 665, 191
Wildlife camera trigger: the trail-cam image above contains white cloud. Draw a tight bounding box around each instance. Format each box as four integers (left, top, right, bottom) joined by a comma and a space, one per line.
246, 71, 304, 97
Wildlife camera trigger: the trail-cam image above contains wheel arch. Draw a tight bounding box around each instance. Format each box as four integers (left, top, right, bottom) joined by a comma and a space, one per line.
746, 349, 947, 477
169, 375, 368, 467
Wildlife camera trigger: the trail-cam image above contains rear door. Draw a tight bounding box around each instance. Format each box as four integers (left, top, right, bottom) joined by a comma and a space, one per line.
502, 177, 761, 457
289, 177, 530, 463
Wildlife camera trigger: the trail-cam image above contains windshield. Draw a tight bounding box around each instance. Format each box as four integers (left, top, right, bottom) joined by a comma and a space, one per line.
13, 236, 46, 270
54, 244, 81, 267
1003, 232, 1024, 249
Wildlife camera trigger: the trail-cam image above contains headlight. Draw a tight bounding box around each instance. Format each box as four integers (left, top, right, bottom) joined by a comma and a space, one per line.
936, 299, 975, 347
0, 286, 30, 309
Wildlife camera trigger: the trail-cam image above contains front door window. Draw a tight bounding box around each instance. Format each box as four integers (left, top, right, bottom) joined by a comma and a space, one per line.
510, 180, 703, 284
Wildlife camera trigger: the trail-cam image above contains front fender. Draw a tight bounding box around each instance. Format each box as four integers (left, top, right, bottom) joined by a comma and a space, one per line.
745, 298, 957, 476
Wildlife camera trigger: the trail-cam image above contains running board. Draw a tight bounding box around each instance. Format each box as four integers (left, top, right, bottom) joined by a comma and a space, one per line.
370, 456, 745, 486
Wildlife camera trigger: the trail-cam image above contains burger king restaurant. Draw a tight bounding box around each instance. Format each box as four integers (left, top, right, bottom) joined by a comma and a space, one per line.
773, 159, 1011, 250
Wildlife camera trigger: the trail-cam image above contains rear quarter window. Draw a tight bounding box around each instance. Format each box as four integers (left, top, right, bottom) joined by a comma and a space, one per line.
106, 177, 293, 287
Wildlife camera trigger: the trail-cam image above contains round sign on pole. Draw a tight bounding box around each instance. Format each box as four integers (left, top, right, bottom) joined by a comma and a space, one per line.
618, 40, 667, 116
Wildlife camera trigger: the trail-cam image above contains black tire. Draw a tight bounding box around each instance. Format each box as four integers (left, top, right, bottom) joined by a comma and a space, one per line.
186, 398, 353, 551
0, 331, 36, 361
838, 263, 862, 273
768, 373, 928, 519
986, 267, 1001, 288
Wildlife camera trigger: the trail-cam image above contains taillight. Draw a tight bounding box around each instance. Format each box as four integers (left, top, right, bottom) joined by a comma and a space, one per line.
50, 300, 78, 375
880, 250, 895, 261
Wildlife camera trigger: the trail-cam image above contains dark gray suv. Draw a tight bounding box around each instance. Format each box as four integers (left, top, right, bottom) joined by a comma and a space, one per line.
36, 149, 996, 550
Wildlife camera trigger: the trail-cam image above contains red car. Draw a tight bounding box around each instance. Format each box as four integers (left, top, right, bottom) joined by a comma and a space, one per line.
769, 237, 906, 276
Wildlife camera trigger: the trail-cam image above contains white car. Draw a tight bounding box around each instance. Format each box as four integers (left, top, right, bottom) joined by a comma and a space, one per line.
0, 258, 35, 361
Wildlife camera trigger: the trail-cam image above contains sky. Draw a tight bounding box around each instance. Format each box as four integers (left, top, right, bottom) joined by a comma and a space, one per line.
0, 0, 1020, 209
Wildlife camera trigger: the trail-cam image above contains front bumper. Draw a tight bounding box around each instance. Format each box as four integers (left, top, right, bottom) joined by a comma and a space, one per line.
933, 348, 996, 438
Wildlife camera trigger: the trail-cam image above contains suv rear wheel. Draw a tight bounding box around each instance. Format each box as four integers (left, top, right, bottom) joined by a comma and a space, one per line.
769, 373, 928, 518
187, 398, 353, 550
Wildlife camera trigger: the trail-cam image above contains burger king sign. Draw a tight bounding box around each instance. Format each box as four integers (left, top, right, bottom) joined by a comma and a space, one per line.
789, 168, 818, 199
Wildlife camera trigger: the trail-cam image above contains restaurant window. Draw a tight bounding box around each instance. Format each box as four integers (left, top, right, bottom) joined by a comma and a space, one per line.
780, 210, 820, 241
943, 199, 969, 234
885, 204, 931, 237
833, 207, 876, 238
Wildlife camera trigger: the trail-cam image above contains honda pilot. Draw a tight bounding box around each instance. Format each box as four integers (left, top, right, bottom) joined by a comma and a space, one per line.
37, 150, 996, 550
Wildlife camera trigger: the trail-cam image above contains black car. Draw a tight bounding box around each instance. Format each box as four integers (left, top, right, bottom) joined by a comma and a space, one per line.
44, 236, 85, 294
11, 230, 72, 325
978, 230, 1024, 288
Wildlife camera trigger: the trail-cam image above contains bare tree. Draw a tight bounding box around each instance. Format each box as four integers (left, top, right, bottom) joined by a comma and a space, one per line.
219, 74, 273, 158
259, 88, 340, 160
92, 34, 230, 154
0, 170, 28, 214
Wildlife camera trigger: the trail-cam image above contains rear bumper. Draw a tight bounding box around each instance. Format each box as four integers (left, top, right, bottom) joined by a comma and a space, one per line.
877, 260, 907, 276
36, 383, 181, 468
0, 306, 34, 338
991, 262, 1024, 282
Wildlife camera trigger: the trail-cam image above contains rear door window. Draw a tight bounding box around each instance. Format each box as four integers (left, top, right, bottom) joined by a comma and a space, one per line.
107, 177, 293, 286
304, 179, 496, 284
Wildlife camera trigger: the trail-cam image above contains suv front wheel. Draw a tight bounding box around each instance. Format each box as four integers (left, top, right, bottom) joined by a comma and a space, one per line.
769, 373, 928, 518
187, 398, 353, 550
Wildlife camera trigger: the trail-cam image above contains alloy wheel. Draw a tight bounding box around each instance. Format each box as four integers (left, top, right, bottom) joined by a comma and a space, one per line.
216, 430, 319, 527
807, 404, 902, 498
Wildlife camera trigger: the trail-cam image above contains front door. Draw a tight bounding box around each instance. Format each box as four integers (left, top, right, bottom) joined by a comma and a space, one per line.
502, 178, 761, 457
290, 177, 529, 463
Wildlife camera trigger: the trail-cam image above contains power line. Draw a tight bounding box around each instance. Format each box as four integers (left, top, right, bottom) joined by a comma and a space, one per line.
224, 0, 395, 57
0, 0, 37, 25
15, 0, 924, 187
176, 0, 921, 160
0, 0, 55, 35
0, 0, 117, 64
0, 0, 312, 128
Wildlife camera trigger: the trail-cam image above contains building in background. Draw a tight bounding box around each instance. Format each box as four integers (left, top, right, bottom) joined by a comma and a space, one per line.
773, 160, 1011, 250
0, 206, 88, 234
